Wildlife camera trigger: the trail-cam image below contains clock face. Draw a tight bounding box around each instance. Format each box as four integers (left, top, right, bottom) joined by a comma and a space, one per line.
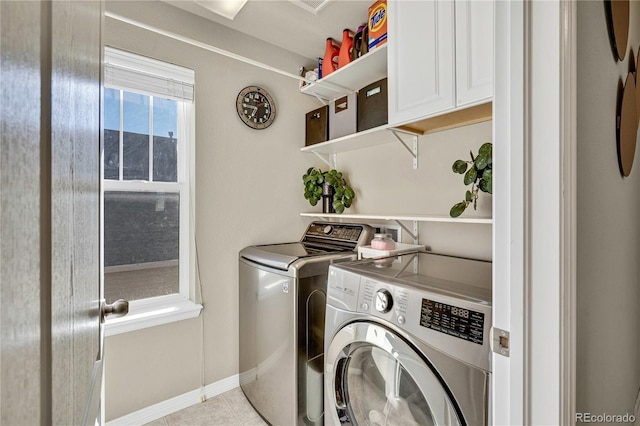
236, 86, 276, 130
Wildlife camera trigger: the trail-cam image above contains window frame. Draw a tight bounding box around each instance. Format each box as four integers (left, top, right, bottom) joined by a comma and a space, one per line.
102, 48, 201, 336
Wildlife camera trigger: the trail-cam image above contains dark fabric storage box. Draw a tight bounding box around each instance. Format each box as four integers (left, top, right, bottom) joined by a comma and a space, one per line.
357, 78, 388, 132
329, 93, 357, 140
305, 105, 329, 146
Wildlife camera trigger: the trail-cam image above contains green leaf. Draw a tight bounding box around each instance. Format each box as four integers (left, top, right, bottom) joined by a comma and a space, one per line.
333, 200, 345, 214
452, 159, 468, 174
480, 143, 492, 167
474, 154, 489, 170
309, 198, 318, 206
343, 198, 352, 208
465, 190, 473, 202
344, 187, 355, 200
450, 202, 468, 218
480, 169, 493, 193
478, 142, 492, 157
464, 167, 477, 185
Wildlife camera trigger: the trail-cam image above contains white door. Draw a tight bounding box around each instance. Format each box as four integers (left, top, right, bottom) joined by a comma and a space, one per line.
492, 1, 575, 424
0, 1, 117, 424
387, 0, 455, 126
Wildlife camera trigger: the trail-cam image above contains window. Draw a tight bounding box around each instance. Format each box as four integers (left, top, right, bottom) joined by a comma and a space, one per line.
103, 47, 200, 334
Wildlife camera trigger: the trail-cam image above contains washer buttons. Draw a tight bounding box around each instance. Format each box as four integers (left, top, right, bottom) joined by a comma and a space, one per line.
397, 315, 406, 325
362, 303, 369, 311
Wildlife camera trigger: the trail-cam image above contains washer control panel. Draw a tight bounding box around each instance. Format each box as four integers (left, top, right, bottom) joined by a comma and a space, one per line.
419, 299, 485, 345
327, 262, 492, 371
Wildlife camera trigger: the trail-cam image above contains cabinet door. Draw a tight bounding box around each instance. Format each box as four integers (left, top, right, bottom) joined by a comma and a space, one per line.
388, 0, 455, 126
455, 0, 494, 107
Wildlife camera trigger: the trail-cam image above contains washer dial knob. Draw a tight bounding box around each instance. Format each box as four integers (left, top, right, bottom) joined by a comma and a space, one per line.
323, 225, 333, 235
374, 289, 393, 313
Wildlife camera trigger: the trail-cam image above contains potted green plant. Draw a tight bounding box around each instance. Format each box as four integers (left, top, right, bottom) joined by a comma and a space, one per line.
302, 167, 355, 214
450, 142, 493, 218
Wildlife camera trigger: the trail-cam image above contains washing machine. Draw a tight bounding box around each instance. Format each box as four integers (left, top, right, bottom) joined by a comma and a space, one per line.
324, 251, 492, 426
239, 221, 374, 426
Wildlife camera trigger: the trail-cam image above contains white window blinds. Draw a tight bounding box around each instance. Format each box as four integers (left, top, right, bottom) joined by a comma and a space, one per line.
104, 47, 195, 102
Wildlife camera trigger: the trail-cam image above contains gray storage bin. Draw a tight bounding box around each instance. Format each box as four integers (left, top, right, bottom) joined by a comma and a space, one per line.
329, 93, 357, 140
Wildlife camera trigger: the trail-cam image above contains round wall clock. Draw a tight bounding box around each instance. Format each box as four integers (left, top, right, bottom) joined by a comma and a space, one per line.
236, 86, 277, 130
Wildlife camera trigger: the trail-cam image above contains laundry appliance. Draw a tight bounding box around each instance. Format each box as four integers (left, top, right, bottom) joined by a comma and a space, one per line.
239, 221, 374, 426
324, 251, 492, 425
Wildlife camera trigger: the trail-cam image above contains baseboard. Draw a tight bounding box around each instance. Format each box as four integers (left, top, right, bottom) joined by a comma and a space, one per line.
106, 374, 239, 426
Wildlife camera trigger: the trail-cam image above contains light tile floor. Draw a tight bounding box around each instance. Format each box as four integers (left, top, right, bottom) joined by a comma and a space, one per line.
143, 387, 268, 426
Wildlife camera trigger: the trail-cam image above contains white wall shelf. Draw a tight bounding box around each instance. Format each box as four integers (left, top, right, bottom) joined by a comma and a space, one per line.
300, 45, 388, 101
300, 104, 492, 170
300, 212, 493, 225
301, 125, 423, 169
302, 212, 491, 249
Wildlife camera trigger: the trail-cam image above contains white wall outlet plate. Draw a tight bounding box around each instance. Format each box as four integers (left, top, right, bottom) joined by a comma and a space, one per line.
382, 225, 401, 243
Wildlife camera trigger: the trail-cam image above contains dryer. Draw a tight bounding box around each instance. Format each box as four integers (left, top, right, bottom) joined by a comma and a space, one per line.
324, 251, 492, 426
239, 222, 373, 426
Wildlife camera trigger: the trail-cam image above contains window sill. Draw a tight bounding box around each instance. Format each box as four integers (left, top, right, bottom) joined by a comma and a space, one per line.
104, 295, 202, 336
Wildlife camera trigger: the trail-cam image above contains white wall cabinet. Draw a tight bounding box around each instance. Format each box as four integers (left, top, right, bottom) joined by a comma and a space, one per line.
300, 0, 494, 172
455, 0, 494, 107
388, 0, 493, 127
387, 0, 455, 125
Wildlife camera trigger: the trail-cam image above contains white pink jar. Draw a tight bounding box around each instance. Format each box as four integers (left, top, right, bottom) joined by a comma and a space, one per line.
371, 233, 396, 251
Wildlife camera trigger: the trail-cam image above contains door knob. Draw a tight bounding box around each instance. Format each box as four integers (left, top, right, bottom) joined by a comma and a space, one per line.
103, 299, 129, 318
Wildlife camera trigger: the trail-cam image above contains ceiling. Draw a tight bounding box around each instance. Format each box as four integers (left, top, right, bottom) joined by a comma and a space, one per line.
162, 0, 371, 60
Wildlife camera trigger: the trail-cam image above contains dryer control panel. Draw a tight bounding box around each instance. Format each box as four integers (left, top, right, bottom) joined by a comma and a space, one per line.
305, 223, 358, 240
300, 222, 374, 250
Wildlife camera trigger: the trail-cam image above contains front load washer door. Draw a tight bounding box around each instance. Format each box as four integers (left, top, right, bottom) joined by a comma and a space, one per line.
325, 321, 465, 426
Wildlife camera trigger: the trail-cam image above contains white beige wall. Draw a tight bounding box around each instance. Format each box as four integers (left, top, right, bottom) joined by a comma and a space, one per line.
577, 1, 640, 418
338, 121, 492, 261
104, 1, 319, 419
104, 1, 492, 420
